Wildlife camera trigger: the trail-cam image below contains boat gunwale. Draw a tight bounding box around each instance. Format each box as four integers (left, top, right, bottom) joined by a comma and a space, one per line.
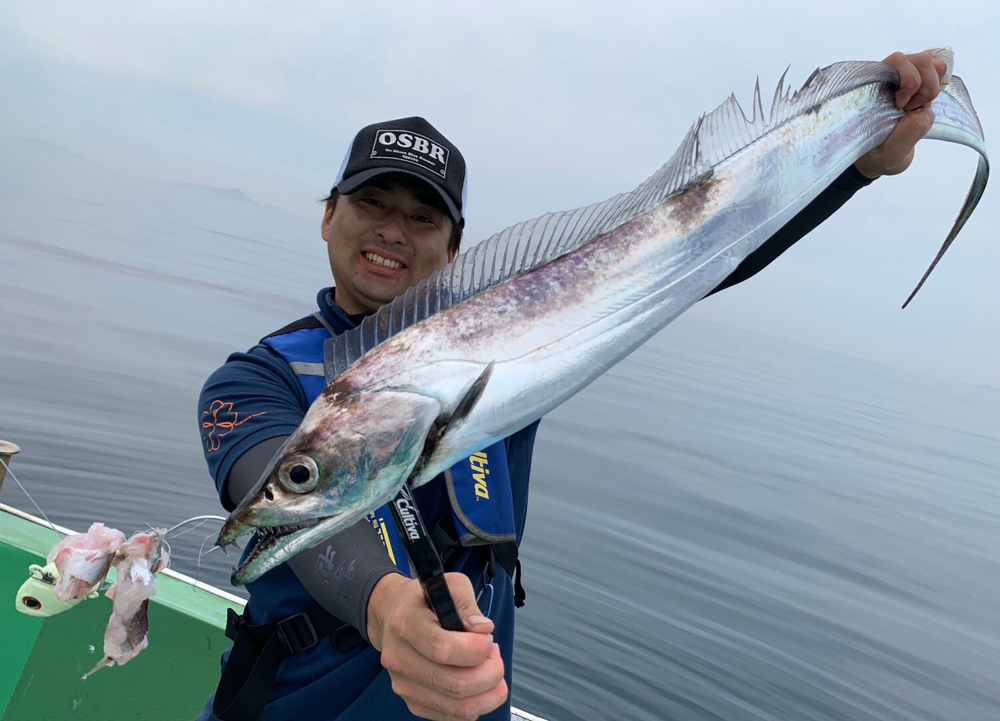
1, 501, 547, 720
0, 500, 247, 606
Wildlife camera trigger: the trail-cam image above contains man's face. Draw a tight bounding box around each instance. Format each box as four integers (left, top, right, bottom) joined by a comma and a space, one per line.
322, 176, 456, 315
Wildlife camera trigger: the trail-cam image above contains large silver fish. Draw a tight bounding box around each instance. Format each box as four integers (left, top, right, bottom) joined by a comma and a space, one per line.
219, 51, 988, 584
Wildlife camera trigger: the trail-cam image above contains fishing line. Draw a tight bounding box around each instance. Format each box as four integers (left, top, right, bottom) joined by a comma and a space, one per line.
2, 453, 225, 553
194, 529, 225, 591
0, 455, 64, 539
168, 519, 208, 540
161, 515, 228, 584
164, 515, 227, 571
3, 453, 230, 588
165, 514, 227, 538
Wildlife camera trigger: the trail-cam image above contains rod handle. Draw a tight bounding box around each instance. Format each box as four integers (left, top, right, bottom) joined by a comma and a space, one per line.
389, 485, 466, 633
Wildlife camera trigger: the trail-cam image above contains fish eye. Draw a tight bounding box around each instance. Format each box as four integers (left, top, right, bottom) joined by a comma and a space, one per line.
276, 454, 323, 493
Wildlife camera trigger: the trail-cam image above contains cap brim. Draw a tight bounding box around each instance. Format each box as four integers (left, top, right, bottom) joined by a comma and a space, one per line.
336, 168, 462, 224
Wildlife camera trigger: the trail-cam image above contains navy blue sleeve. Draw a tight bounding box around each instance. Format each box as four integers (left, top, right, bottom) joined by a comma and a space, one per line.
707, 165, 875, 296
198, 345, 308, 511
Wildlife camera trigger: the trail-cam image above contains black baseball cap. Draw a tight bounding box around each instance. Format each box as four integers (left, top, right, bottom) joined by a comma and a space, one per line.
332, 116, 468, 224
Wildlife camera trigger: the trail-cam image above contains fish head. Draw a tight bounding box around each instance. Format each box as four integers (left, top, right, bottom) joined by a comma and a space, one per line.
217, 385, 443, 584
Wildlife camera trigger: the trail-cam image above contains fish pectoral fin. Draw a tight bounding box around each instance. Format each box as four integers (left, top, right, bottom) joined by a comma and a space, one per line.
439, 362, 495, 439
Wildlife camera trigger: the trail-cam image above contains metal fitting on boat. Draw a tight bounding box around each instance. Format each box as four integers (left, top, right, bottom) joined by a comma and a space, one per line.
0, 439, 20, 494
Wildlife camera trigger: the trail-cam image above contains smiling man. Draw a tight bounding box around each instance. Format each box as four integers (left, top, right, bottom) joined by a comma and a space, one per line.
198, 117, 521, 721
196, 50, 950, 721
324, 123, 465, 313
323, 174, 459, 310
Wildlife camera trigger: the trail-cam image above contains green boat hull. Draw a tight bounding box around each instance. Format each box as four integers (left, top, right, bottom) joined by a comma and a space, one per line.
0, 504, 547, 721
0, 503, 243, 720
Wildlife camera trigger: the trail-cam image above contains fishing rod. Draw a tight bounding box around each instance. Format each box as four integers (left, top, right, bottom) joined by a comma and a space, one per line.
387, 482, 465, 632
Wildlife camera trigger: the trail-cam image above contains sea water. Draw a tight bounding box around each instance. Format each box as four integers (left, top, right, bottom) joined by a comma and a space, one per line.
2, 138, 998, 720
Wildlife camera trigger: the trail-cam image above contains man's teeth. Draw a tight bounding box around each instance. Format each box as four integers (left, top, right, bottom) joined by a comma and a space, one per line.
364, 252, 403, 269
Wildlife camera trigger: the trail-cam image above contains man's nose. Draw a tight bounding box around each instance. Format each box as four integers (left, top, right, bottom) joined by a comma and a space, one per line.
375, 212, 407, 244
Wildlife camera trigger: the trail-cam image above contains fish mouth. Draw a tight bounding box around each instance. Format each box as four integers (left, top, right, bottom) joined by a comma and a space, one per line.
225, 511, 354, 585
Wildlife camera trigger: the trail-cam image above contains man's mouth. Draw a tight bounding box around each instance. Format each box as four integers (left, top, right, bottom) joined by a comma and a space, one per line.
361, 251, 406, 270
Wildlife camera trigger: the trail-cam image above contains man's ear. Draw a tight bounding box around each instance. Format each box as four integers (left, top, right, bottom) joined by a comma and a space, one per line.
321, 199, 335, 243
446, 219, 459, 262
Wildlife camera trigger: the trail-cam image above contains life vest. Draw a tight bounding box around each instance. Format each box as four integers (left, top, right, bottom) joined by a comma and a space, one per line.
260, 313, 517, 575
210, 310, 524, 721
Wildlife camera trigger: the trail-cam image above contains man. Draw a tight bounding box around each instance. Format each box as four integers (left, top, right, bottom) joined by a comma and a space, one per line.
196, 50, 947, 721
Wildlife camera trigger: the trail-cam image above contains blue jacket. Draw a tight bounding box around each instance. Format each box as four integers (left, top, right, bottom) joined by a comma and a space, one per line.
196, 288, 539, 720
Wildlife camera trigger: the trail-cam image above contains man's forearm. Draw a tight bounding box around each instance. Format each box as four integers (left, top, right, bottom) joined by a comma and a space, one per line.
226, 437, 401, 642
288, 522, 402, 643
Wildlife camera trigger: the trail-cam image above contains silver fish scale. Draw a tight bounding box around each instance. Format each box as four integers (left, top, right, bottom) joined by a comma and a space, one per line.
325, 58, 983, 385
233, 54, 988, 587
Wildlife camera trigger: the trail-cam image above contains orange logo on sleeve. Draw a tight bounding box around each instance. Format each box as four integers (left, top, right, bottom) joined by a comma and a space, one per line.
201, 400, 266, 453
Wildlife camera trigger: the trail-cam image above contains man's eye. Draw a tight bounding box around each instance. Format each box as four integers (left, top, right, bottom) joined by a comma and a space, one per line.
360, 197, 383, 208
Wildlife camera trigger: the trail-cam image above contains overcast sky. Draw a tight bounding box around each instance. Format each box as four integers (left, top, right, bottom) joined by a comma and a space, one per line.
1, 1, 997, 385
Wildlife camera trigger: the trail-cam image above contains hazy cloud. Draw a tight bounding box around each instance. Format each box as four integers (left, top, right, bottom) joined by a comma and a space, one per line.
1, 1, 997, 383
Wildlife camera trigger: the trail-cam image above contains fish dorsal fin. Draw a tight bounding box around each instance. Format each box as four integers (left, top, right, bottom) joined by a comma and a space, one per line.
325, 60, 899, 381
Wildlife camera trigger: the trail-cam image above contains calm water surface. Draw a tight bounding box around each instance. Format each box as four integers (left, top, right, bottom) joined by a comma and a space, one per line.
2, 139, 999, 720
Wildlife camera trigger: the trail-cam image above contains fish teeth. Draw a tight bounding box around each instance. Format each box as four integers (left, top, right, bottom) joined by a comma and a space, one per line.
259, 524, 293, 538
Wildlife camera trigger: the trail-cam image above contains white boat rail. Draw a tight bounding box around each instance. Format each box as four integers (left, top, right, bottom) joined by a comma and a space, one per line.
0, 439, 551, 721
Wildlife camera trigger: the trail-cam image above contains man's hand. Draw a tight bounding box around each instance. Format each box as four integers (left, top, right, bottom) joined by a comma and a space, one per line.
853, 50, 950, 179
367, 573, 507, 720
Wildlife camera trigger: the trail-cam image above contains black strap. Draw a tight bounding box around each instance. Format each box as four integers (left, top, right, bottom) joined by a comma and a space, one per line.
259, 314, 325, 342
430, 520, 526, 609
430, 521, 462, 566
490, 543, 525, 608
213, 605, 364, 721
490, 541, 518, 578
511, 559, 526, 608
